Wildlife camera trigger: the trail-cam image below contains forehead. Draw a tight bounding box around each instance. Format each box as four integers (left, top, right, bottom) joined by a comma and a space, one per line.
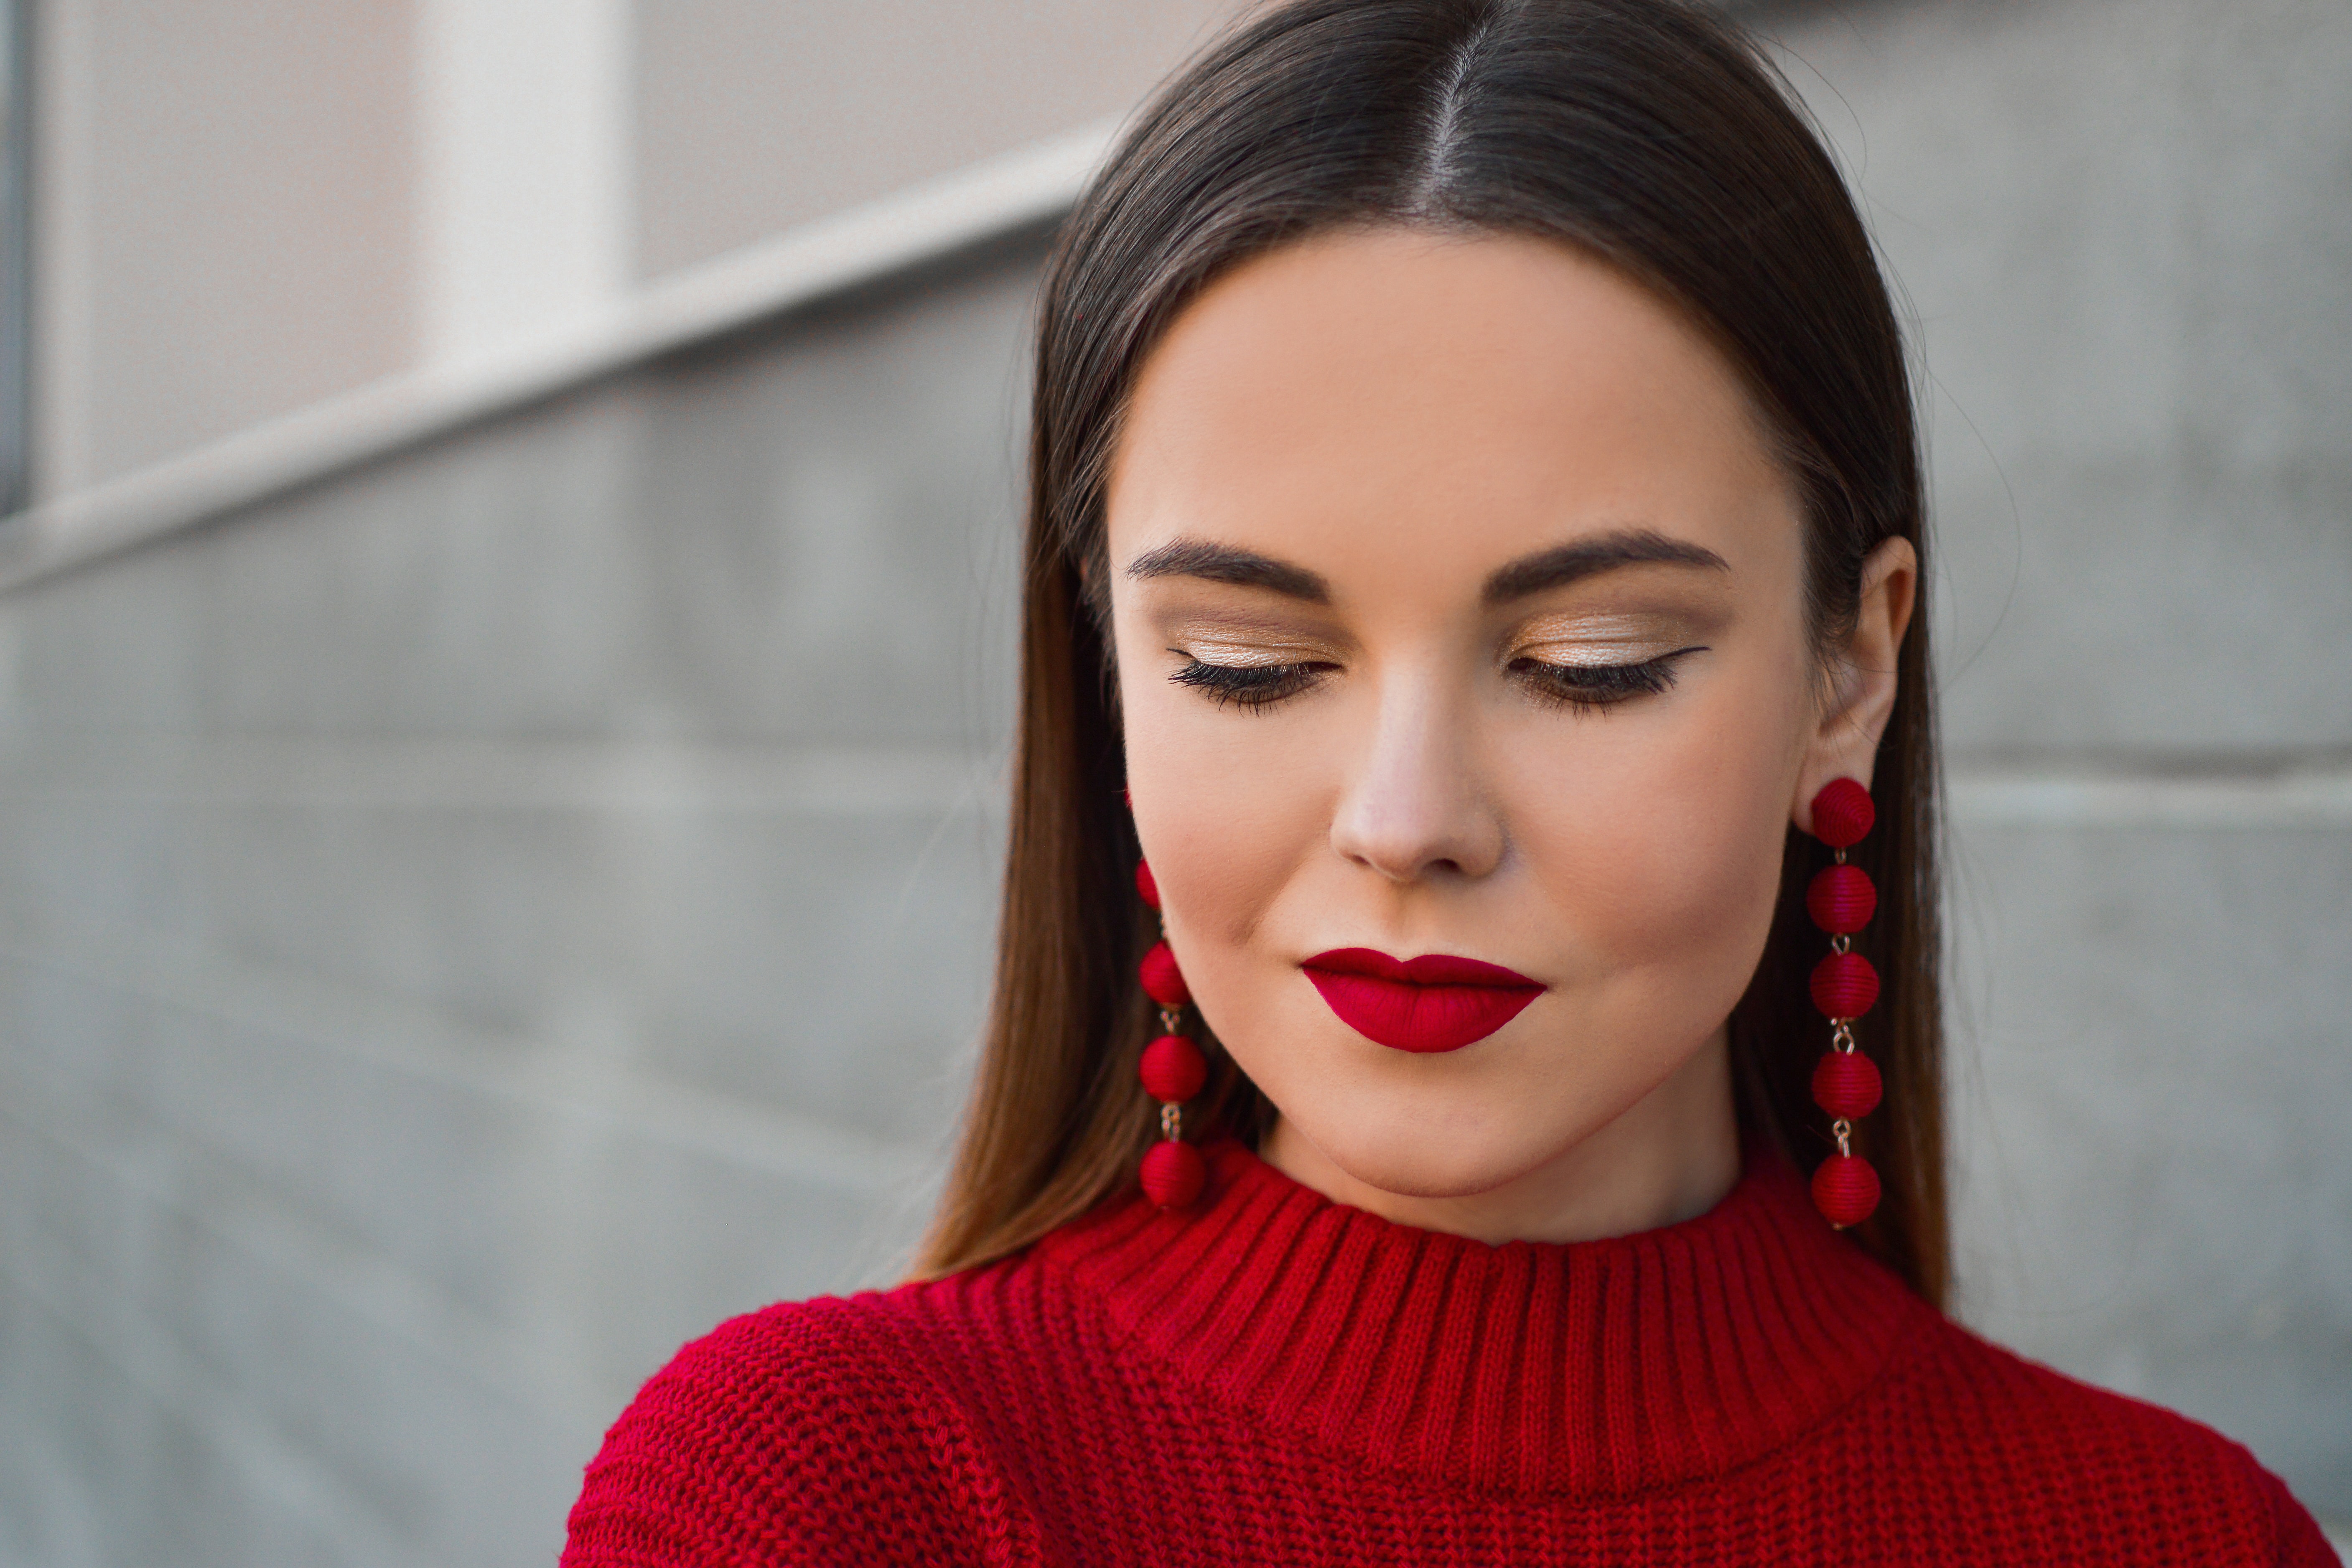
1105, 228, 1796, 590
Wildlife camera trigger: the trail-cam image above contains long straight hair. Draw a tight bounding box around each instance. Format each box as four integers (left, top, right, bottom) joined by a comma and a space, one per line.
914, 0, 1947, 1304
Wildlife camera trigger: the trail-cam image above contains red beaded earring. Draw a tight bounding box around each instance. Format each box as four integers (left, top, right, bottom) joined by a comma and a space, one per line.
1133, 857, 1208, 1208
1806, 776, 1883, 1229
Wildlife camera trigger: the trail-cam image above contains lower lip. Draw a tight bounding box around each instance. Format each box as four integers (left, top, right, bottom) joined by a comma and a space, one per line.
1301, 948, 1543, 1054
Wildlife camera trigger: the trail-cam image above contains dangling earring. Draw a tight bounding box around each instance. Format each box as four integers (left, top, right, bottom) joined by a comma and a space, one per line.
1806, 777, 1883, 1228
1134, 857, 1207, 1208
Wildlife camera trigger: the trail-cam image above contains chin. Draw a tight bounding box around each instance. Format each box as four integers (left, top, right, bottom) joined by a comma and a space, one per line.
1252, 997, 1710, 1207
1287, 1086, 1597, 1201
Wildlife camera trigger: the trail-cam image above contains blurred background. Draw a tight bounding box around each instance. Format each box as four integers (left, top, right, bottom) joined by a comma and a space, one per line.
0, 0, 2344, 1563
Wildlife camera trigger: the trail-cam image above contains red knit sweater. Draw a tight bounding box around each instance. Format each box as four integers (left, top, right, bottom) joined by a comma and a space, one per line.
564, 1142, 2333, 1565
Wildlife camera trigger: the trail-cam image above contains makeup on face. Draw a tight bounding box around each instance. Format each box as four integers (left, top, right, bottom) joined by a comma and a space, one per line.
1107, 231, 1816, 1224
1136, 537, 1735, 715
1301, 948, 1545, 1053
1504, 608, 1724, 669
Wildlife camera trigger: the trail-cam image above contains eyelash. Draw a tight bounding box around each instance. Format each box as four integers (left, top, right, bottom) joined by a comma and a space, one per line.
1510, 649, 1704, 712
1170, 658, 1332, 711
1169, 649, 1706, 713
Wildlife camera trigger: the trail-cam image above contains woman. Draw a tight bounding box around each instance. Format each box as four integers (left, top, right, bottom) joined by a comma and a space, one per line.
563, 1, 2333, 1562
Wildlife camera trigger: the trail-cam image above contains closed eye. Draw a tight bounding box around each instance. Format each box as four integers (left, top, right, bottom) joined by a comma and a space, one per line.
1169, 655, 1334, 711
1510, 647, 1707, 711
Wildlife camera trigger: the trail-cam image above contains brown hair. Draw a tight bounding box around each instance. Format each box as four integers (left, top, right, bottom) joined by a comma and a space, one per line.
913, 0, 1947, 1304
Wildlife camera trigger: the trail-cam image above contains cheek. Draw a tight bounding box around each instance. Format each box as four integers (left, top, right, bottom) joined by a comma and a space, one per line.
1513, 668, 1807, 989
1564, 787, 1782, 975
1117, 629, 1326, 953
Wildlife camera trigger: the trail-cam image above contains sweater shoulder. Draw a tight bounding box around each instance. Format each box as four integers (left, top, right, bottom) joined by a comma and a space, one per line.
561, 1288, 1044, 1568
1888, 1314, 2335, 1564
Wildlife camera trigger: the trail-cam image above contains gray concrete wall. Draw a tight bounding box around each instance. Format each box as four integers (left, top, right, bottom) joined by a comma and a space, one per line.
30, 0, 420, 491
1762, 0, 2352, 1514
0, 252, 1039, 1566
0, 0, 2346, 1563
23, 0, 1238, 496
631, 0, 1238, 278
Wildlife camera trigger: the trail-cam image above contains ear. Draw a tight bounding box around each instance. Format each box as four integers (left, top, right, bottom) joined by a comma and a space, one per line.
1792, 536, 1917, 836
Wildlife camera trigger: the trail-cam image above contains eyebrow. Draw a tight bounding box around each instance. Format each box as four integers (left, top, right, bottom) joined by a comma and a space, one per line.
1123, 538, 1331, 603
1121, 527, 1729, 608
1482, 529, 1730, 605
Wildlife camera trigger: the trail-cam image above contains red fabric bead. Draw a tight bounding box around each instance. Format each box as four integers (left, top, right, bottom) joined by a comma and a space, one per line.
1135, 859, 1160, 909
1810, 777, 1875, 848
1812, 1050, 1883, 1119
1140, 1034, 1207, 1103
1140, 941, 1190, 1008
1140, 1139, 1207, 1209
1811, 1153, 1881, 1227
1810, 951, 1880, 1019
1806, 863, 1877, 934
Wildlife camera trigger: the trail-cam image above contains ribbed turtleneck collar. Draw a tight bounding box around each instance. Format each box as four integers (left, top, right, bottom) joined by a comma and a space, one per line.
1038, 1139, 1928, 1499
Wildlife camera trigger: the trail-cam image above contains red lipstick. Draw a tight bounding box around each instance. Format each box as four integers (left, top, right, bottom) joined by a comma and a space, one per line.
1301, 948, 1543, 1053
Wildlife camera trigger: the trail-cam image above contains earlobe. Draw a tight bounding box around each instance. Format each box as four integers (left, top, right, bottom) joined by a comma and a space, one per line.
1790, 536, 1917, 836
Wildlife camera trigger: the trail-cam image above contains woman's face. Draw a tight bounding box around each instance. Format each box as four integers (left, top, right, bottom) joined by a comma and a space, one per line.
1106, 229, 1912, 1240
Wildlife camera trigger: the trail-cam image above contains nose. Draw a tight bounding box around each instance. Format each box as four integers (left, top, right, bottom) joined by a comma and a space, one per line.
1328, 677, 1504, 883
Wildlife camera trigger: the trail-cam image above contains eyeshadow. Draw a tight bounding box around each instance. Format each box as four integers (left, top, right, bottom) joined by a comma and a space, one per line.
1507, 609, 1721, 666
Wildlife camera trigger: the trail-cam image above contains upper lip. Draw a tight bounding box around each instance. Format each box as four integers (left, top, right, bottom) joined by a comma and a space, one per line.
1301, 948, 1543, 990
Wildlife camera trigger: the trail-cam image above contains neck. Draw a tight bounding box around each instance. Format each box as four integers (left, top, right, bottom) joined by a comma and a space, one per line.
1260, 1031, 1741, 1245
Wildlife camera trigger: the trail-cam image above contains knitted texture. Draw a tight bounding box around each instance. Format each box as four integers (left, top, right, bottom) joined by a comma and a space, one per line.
564, 1143, 2334, 1566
